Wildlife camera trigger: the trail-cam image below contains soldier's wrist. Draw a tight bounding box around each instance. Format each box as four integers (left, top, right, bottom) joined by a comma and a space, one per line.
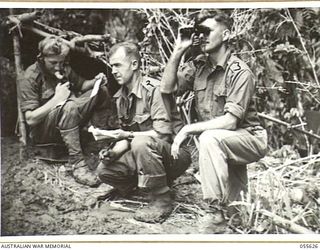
173, 46, 187, 57
127, 131, 134, 140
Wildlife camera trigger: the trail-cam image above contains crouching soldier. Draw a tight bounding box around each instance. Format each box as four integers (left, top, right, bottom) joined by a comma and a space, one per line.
20, 36, 113, 187
161, 12, 268, 232
91, 42, 191, 223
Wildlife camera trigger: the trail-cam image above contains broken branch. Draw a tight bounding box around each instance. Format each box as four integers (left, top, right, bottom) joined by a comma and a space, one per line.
258, 112, 320, 140
7, 11, 42, 24
259, 209, 315, 234
69, 34, 112, 47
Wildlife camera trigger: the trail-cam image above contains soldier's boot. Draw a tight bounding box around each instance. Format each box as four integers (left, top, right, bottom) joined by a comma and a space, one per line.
134, 188, 173, 224
60, 127, 101, 187
198, 202, 227, 234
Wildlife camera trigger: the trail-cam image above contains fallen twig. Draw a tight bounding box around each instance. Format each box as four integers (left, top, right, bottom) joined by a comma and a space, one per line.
175, 202, 205, 217
126, 218, 165, 233
259, 209, 315, 234
109, 202, 136, 212
64, 186, 82, 197
112, 199, 147, 206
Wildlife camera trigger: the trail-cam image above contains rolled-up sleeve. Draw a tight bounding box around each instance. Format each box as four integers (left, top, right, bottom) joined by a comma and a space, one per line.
176, 62, 195, 95
150, 87, 172, 135
224, 69, 255, 121
20, 76, 40, 113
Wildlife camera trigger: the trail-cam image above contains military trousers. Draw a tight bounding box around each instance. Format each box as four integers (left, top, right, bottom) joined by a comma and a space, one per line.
97, 135, 191, 195
198, 128, 268, 204
30, 86, 112, 145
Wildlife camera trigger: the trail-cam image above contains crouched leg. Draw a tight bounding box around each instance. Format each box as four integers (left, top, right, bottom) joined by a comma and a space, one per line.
96, 150, 137, 196
130, 135, 191, 223
58, 101, 100, 187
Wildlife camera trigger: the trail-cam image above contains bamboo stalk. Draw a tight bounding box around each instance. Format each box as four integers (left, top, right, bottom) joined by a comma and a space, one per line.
10, 9, 27, 145
7, 14, 111, 59
69, 34, 112, 48
7, 11, 41, 24
259, 209, 315, 234
285, 9, 320, 86
258, 112, 320, 140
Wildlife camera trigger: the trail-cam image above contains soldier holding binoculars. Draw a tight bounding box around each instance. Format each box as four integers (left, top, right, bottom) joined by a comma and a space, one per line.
161, 11, 268, 233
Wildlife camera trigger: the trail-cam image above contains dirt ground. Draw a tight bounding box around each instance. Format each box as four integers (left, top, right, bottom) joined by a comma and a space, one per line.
1, 137, 209, 235
2, 137, 319, 235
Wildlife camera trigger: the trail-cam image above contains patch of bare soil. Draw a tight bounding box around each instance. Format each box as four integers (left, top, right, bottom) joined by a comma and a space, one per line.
1, 137, 205, 235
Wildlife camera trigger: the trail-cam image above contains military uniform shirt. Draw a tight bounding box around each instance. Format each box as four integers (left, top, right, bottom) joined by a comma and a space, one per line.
177, 50, 261, 128
113, 75, 172, 135
20, 61, 85, 113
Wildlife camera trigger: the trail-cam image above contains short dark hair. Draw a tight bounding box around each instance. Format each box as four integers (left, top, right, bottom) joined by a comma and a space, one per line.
195, 10, 233, 30
109, 42, 141, 66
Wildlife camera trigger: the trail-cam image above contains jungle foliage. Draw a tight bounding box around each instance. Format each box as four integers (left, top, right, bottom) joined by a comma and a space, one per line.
3, 8, 320, 153
1, 7, 320, 234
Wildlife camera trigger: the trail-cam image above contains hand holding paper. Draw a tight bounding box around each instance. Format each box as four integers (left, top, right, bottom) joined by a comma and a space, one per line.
89, 126, 131, 141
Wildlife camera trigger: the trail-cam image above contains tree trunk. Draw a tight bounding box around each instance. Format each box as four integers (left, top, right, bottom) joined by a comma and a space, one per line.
9, 9, 27, 145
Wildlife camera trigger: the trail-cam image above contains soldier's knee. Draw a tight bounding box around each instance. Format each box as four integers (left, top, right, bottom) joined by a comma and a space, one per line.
199, 130, 214, 144
61, 101, 79, 117
199, 130, 222, 148
96, 162, 118, 184
58, 101, 81, 129
130, 136, 152, 153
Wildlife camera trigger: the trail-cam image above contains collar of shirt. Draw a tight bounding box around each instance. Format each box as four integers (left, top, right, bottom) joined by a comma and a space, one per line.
113, 73, 143, 99
194, 49, 231, 71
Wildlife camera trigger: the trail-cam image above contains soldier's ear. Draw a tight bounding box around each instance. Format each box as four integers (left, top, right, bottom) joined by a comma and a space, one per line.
37, 53, 44, 64
131, 60, 139, 70
222, 29, 231, 42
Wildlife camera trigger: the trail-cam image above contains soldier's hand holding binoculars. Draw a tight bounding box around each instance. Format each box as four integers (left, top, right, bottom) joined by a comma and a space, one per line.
176, 26, 205, 52
176, 27, 195, 51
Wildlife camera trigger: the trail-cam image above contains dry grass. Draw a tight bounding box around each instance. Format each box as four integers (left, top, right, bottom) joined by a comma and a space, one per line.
229, 147, 320, 233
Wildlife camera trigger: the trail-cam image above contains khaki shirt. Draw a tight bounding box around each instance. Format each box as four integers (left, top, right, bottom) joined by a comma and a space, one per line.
20, 61, 85, 113
113, 75, 172, 135
178, 51, 261, 128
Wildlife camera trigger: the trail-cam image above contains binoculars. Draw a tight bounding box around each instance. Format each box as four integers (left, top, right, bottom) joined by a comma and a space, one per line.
179, 25, 211, 39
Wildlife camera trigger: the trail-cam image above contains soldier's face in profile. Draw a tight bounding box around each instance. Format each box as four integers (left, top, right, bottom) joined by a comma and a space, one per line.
199, 18, 227, 53
110, 48, 135, 86
43, 55, 66, 76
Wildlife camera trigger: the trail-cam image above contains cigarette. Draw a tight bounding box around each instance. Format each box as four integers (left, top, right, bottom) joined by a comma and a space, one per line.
55, 71, 64, 80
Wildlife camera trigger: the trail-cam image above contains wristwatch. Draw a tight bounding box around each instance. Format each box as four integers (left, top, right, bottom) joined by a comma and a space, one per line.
128, 131, 134, 140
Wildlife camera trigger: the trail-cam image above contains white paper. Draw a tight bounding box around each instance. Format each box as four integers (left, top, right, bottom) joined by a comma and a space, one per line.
90, 77, 102, 98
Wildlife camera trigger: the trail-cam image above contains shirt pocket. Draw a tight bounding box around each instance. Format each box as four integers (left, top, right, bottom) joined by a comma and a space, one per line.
133, 113, 152, 131
193, 78, 209, 120
212, 84, 227, 116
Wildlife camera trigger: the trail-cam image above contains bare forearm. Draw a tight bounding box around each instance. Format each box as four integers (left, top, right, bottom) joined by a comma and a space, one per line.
81, 79, 96, 92
132, 130, 158, 138
25, 96, 61, 127
184, 113, 238, 135
90, 128, 166, 142
113, 139, 130, 153
131, 130, 170, 141
160, 48, 185, 94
